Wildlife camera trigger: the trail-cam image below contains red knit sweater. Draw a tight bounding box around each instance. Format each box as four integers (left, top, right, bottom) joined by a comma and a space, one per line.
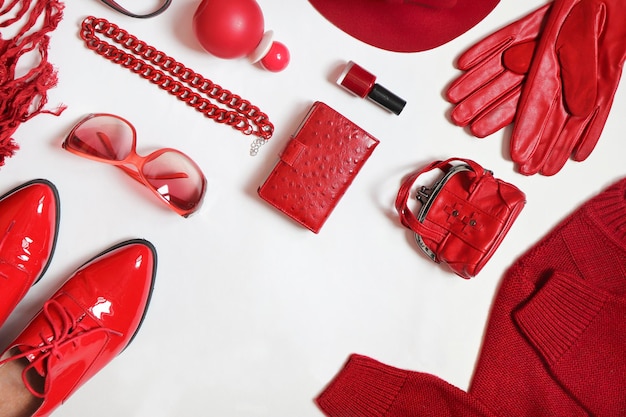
317, 177, 626, 417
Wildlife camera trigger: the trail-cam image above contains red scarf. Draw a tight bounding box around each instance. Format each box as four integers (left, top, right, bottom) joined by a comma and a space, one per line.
0, 0, 65, 166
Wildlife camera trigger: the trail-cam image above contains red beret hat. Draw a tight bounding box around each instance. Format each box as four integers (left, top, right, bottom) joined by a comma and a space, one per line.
308, 0, 500, 52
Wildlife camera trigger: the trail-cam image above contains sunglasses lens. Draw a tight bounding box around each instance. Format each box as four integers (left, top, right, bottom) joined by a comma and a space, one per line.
143, 151, 206, 213
66, 115, 134, 161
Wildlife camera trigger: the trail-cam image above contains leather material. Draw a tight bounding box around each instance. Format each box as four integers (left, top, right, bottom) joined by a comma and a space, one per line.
0, 179, 60, 328
258, 101, 379, 233
446, 4, 550, 138
511, 0, 626, 176
395, 158, 526, 279
0, 239, 157, 417
448, 0, 626, 176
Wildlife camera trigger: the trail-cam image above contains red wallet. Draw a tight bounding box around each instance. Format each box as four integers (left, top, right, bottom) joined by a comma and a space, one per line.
258, 101, 379, 233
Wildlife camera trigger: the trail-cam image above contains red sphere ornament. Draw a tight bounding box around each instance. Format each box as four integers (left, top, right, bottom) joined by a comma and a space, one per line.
260, 41, 290, 72
192, 0, 264, 59
192, 0, 290, 72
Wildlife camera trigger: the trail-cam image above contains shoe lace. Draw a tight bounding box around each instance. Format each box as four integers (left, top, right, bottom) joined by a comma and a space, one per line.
0, 299, 122, 398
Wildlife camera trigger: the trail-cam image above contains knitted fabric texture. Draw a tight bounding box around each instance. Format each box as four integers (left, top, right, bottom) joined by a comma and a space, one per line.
317, 177, 626, 417
0, 0, 64, 166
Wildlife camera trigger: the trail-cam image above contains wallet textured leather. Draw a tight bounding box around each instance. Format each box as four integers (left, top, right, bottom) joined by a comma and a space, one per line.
258, 101, 379, 233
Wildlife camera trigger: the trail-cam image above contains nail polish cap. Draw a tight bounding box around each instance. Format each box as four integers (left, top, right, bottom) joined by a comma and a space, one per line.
337, 61, 376, 98
337, 60, 406, 115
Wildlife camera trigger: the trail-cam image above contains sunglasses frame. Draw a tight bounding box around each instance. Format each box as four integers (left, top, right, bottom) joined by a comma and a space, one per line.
63, 113, 207, 217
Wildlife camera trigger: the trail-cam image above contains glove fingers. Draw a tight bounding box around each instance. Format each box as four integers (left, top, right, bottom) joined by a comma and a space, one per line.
469, 85, 521, 138
573, 105, 610, 161
513, 93, 571, 176
447, 54, 505, 104
451, 70, 523, 129
447, 4, 552, 141
540, 116, 591, 176
457, 35, 516, 71
456, 3, 551, 70
516, 134, 555, 176
519, 104, 599, 176
533, 101, 608, 175
511, 87, 560, 165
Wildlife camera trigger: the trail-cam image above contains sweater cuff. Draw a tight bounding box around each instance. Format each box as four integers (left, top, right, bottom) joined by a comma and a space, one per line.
316, 354, 406, 417
514, 272, 607, 365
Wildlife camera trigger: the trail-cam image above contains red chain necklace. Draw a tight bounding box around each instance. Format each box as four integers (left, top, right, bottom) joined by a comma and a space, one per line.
79, 16, 274, 155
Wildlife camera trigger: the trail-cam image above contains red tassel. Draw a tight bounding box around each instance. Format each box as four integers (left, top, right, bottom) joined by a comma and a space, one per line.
0, 0, 65, 166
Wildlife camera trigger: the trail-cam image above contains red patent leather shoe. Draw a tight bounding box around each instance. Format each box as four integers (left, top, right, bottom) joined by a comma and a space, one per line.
0, 239, 157, 417
0, 179, 60, 328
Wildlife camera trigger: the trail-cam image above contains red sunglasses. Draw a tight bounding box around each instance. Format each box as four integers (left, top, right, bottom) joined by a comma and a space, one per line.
63, 113, 207, 217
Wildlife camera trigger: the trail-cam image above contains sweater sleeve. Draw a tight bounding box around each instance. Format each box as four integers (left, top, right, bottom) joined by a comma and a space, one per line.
513, 272, 626, 416
316, 354, 499, 417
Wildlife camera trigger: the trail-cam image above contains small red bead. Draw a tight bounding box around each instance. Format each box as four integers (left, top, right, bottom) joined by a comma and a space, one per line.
259, 41, 290, 72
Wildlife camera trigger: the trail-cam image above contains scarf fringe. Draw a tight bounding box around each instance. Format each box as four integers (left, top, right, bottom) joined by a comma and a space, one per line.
0, 0, 65, 166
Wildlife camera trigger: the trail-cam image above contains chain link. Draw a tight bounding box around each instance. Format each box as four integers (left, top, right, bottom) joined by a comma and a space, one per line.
79, 16, 274, 154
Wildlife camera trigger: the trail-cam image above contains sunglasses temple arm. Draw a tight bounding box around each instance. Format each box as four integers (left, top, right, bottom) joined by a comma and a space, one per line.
97, 132, 119, 159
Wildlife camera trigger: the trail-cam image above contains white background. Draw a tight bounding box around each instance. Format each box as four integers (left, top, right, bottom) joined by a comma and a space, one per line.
0, 0, 624, 416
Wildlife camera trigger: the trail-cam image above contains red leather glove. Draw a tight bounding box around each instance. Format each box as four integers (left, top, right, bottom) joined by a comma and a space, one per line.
446, 4, 551, 138
511, 0, 626, 175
